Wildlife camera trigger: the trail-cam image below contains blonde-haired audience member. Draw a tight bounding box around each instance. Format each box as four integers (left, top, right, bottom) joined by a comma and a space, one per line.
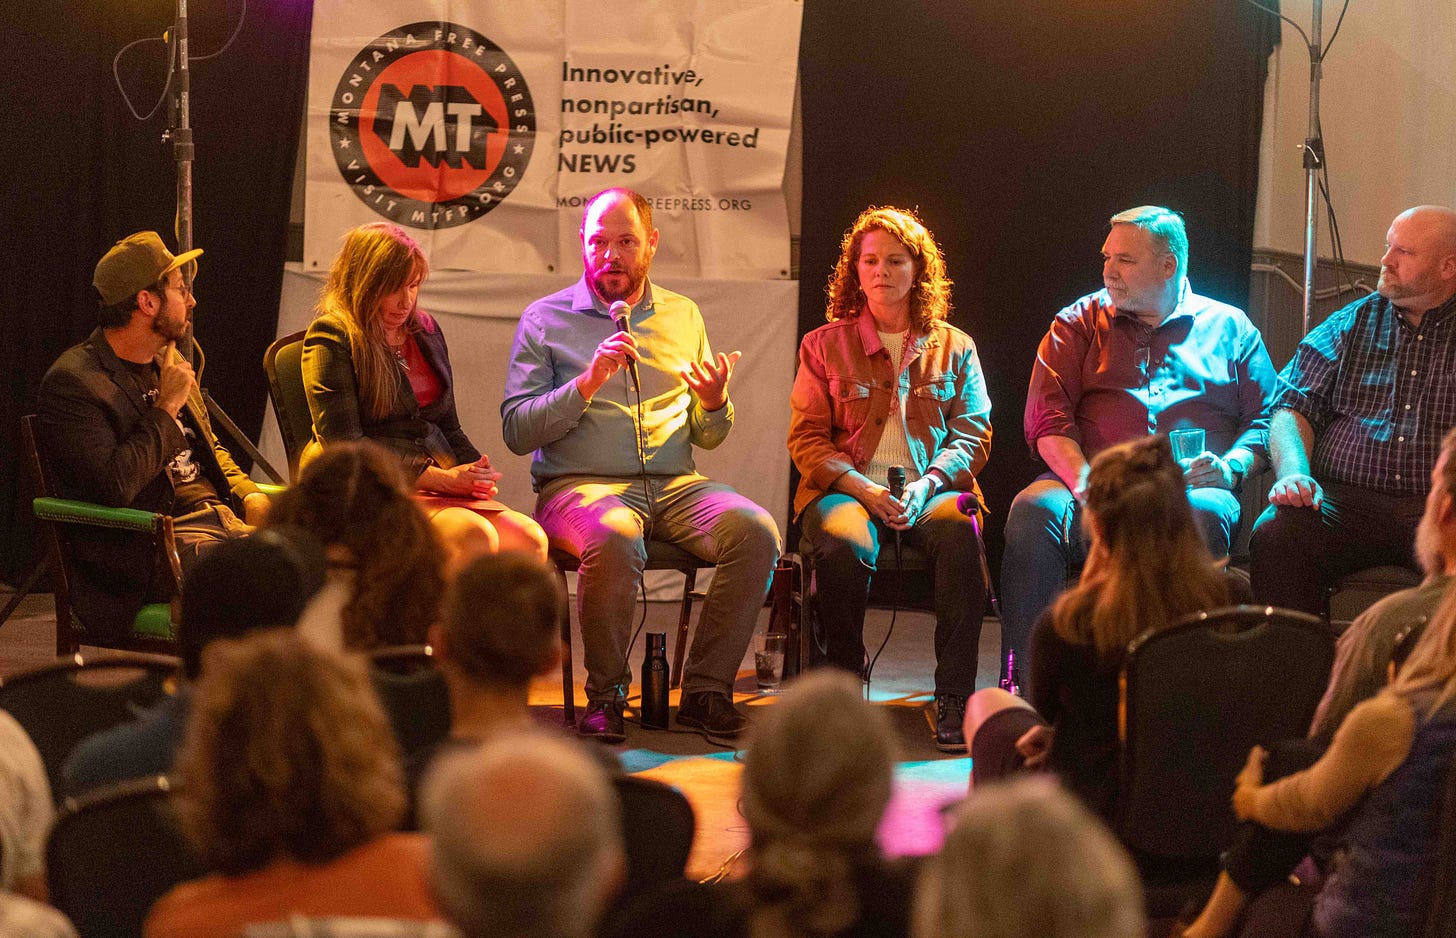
422, 731, 624, 938
963, 434, 1240, 818
1187, 581, 1456, 938
144, 630, 438, 938
914, 777, 1143, 938
601, 669, 911, 938
0, 711, 79, 937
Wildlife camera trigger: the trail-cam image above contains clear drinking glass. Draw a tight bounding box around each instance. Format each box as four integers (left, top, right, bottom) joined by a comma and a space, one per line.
755, 632, 786, 693
1169, 427, 1206, 464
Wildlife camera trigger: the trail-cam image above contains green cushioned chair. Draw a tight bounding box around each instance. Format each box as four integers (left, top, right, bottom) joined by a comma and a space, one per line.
23, 415, 181, 655
22, 417, 287, 656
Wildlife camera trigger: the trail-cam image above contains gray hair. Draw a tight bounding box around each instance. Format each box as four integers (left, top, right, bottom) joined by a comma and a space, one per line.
421, 731, 623, 938
741, 670, 897, 938
1110, 205, 1188, 281
913, 777, 1144, 938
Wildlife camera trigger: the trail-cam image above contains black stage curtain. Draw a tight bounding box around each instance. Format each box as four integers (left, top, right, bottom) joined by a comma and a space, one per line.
2, 1, 311, 583
799, 0, 1279, 569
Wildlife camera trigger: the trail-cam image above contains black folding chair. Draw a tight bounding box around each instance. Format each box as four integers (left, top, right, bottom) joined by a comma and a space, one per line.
0, 653, 179, 801
1118, 605, 1336, 916
613, 774, 696, 899
46, 775, 204, 938
367, 645, 452, 762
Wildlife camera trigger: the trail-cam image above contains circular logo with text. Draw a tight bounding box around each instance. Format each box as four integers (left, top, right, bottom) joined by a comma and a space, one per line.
329, 21, 535, 229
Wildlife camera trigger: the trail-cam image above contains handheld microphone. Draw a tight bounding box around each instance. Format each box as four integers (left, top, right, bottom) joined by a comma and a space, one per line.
887, 466, 906, 501
608, 299, 640, 394
887, 466, 907, 559
954, 491, 980, 517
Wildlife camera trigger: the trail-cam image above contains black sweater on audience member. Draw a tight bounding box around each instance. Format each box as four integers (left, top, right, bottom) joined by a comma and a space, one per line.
1028, 571, 1252, 819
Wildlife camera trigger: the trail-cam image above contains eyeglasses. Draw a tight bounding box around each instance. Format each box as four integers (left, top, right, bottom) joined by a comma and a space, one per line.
158, 278, 193, 300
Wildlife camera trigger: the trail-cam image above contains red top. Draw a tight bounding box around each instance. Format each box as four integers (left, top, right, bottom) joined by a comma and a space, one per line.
400, 334, 442, 409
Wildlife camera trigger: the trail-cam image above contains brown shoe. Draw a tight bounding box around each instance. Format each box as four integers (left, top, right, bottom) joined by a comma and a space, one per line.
675, 691, 748, 737
577, 699, 626, 744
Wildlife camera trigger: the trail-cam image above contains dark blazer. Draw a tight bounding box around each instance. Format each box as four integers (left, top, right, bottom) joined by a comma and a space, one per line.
36, 330, 259, 639
301, 309, 480, 481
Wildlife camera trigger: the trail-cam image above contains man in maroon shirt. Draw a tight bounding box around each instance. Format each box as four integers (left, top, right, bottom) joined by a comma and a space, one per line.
1000, 206, 1277, 686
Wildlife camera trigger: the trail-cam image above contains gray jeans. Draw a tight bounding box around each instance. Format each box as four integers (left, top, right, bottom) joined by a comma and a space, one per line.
536, 473, 781, 703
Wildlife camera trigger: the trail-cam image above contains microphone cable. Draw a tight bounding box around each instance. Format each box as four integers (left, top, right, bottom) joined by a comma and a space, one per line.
862, 466, 907, 696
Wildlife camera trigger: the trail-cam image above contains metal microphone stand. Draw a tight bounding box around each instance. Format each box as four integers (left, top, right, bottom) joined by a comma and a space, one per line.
162, 0, 285, 484
1300, 0, 1324, 337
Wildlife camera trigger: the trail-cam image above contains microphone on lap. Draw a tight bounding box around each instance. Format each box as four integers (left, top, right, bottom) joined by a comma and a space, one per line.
608, 299, 640, 394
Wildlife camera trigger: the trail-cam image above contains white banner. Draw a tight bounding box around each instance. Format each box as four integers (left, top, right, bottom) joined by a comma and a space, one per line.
304, 0, 801, 280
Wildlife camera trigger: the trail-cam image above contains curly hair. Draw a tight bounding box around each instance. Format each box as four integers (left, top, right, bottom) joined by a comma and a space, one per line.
174, 629, 405, 875
264, 440, 445, 648
316, 222, 429, 421
824, 206, 952, 332
741, 670, 896, 938
1051, 434, 1228, 658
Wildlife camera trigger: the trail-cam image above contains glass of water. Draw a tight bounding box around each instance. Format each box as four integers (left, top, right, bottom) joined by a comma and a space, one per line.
756, 632, 786, 693
1169, 427, 1206, 465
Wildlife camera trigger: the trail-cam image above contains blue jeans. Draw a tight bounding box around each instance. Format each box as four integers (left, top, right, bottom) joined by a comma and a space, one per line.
999, 472, 1240, 681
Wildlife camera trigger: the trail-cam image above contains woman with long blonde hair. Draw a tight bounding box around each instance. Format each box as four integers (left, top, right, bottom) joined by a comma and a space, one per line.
303, 222, 546, 560
963, 434, 1234, 817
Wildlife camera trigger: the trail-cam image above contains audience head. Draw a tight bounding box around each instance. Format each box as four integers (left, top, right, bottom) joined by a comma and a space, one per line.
1056, 433, 1225, 656
1415, 425, 1456, 577
174, 629, 405, 876
826, 205, 951, 331
318, 221, 429, 419
913, 777, 1143, 938
177, 527, 326, 680
1391, 577, 1456, 717
433, 553, 564, 692
741, 670, 897, 937
422, 731, 623, 938
265, 440, 445, 648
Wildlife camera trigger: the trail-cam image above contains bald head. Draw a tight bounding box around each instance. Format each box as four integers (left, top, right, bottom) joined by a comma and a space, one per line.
422, 732, 623, 938
1378, 205, 1456, 316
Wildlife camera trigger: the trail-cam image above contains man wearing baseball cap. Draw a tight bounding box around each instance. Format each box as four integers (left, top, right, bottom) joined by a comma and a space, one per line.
36, 231, 269, 645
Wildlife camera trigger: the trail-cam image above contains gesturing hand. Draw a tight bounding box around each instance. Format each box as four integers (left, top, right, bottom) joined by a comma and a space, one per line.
682, 351, 741, 412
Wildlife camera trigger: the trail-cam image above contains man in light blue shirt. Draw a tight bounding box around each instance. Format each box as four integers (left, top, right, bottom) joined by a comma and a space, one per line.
503, 187, 781, 742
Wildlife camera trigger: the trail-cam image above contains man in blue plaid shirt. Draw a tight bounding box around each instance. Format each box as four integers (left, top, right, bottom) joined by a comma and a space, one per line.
1251, 205, 1456, 614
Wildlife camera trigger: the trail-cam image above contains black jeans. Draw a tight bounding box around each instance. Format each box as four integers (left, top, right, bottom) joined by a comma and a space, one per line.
1249, 481, 1423, 617
800, 491, 986, 697
1224, 738, 1328, 893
